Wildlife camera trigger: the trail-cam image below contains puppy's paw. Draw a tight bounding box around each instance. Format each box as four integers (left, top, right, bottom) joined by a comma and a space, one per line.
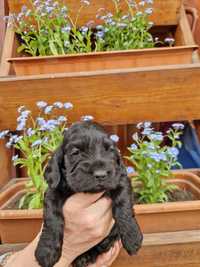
73, 253, 96, 267
121, 224, 143, 255
35, 246, 61, 267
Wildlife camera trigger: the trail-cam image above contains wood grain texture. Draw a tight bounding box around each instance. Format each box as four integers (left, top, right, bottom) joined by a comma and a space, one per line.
1, 64, 200, 129
7, 0, 182, 26
9, 46, 196, 76
1, 230, 200, 267
0, 139, 15, 190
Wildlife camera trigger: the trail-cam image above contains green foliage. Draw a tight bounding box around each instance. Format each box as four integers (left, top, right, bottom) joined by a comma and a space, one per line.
0, 101, 73, 209
126, 122, 184, 204
6, 0, 171, 56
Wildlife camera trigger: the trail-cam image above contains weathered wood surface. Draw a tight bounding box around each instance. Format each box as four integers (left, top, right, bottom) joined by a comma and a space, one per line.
1, 64, 200, 129
7, 0, 182, 26
1, 230, 200, 267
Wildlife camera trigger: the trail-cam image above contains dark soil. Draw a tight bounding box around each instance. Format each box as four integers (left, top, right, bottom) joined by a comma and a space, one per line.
134, 188, 197, 204
167, 189, 196, 202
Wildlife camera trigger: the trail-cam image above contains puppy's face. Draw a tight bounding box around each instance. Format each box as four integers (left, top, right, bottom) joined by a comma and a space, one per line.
62, 122, 123, 193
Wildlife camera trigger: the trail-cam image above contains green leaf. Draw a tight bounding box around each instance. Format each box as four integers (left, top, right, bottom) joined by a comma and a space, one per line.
17, 44, 27, 54
28, 193, 42, 209
49, 41, 59, 56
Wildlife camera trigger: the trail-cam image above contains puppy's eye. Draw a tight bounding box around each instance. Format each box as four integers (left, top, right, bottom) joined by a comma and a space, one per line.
70, 147, 80, 156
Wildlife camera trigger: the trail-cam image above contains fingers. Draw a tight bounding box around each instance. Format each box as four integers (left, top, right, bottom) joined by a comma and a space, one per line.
63, 192, 105, 211
88, 240, 122, 267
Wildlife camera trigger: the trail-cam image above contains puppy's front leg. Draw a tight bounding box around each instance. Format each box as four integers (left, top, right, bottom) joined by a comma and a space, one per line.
111, 176, 143, 255
35, 189, 66, 267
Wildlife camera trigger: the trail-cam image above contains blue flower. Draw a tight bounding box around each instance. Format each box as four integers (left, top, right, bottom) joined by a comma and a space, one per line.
137, 121, 152, 129
12, 155, 19, 161
36, 101, 47, 109
44, 105, 53, 114
32, 140, 42, 147
96, 31, 105, 39
0, 130, 9, 139
131, 144, 138, 150
110, 135, 119, 143
172, 123, 184, 130
149, 152, 161, 162
27, 128, 35, 137
16, 122, 26, 131
149, 133, 163, 142
81, 115, 94, 121
36, 117, 46, 126
142, 128, 153, 135
53, 102, 63, 108
58, 116, 67, 122
126, 166, 135, 174
80, 26, 89, 34
21, 110, 31, 118
64, 102, 73, 109
145, 8, 153, 15
61, 25, 71, 33
167, 147, 179, 158
164, 37, 175, 45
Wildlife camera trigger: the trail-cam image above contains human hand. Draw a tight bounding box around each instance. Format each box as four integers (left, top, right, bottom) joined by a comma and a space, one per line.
60, 192, 115, 264
88, 240, 122, 267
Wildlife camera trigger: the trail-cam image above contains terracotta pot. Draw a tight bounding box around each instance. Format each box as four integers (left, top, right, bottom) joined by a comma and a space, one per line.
1, 171, 200, 244
0, 179, 42, 244
8, 46, 197, 76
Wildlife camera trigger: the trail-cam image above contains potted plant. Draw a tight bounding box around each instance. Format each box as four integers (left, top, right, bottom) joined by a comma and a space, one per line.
126, 122, 200, 233
0, 100, 75, 243
4, 0, 197, 75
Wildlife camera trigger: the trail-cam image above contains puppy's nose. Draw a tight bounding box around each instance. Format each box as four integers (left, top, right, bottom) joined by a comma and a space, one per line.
94, 170, 107, 179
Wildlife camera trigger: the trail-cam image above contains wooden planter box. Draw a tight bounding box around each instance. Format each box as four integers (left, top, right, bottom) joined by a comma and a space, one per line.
8, 45, 198, 76
2, 1, 198, 75
1, 171, 200, 244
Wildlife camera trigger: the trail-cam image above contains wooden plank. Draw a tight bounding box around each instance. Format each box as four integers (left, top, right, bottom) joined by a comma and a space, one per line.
7, 0, 182, 27
1, 64, 200, 129
0, 139, 15, 189
1, 230, 200, 267
0, 16, 16, 76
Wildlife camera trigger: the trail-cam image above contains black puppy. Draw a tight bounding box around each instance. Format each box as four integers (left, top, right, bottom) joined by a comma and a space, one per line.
35, 121, 143, 267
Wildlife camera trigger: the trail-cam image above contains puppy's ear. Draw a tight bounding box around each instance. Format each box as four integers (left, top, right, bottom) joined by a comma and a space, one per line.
44, 146, 64, 189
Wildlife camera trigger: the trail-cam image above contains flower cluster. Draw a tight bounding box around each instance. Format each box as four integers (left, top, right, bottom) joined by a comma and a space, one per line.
0, 101, 73, 209
8, 0, 93, 56
95, 0, 156, 51
6, 0, 175, 56
126, 122, 184, 204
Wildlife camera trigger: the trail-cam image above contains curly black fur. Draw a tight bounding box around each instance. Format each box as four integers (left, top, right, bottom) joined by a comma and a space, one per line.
35, 121, 143, 267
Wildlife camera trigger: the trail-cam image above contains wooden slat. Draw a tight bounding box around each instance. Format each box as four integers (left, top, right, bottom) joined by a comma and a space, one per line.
1, 64, 200, 129
7, 0, 182, 26
1, 230, 200, 267
0, 139, 15, 189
